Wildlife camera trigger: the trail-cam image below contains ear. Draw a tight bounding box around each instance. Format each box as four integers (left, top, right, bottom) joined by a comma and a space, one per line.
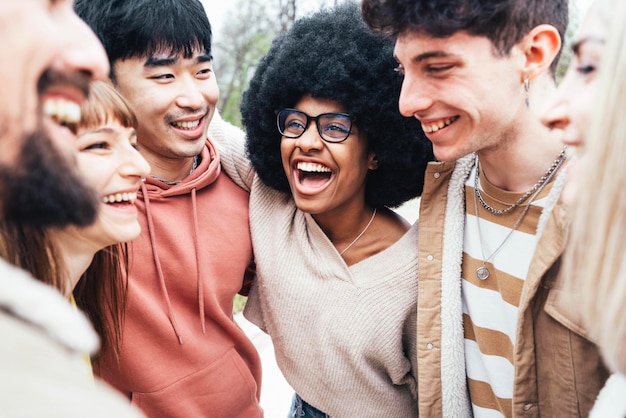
368, 152, 379, 170
518, 24, 562, 81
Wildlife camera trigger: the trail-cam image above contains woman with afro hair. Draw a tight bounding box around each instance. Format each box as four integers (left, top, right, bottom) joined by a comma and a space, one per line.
209, 2, 433, 416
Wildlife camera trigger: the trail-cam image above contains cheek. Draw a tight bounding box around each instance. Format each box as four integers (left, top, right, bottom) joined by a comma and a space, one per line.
76, 157, 111, 192
573, 86, 597, 137
280, 140, 292, 175
203, 79, 220, 105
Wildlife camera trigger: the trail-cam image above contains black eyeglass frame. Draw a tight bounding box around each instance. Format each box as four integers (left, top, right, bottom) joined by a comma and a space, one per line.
275, 108, 356, 143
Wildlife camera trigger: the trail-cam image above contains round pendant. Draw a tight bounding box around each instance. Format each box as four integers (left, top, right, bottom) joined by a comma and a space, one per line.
476, 265, 490, 280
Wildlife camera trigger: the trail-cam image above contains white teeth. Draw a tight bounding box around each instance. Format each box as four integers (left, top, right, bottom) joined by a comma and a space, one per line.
173, 120, 200, 130
422, 116, 456, 133
43, 98, 81, 125
102, 192, 137, 204
297, 162, 331, 173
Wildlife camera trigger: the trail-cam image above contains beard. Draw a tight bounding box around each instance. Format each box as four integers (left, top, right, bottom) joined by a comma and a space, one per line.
0, 121, 98, 228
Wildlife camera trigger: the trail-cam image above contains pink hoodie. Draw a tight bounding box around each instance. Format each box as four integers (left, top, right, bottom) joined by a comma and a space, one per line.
98, 138, 262, 418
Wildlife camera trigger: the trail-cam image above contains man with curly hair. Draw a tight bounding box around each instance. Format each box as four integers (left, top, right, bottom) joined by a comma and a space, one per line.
210, 3, 433, 416
361, 0, 609, 416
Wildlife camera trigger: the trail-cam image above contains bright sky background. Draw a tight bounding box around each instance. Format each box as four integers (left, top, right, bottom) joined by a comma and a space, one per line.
578, 0, 594, 14
202, 0, 597, 39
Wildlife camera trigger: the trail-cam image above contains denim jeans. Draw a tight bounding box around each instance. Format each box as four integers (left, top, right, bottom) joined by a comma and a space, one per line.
288, 393, 331, 418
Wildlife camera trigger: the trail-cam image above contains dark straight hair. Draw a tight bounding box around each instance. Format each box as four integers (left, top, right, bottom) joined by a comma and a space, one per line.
75, 0, 213, 80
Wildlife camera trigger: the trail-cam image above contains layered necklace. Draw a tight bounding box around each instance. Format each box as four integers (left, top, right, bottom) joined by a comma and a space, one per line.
473, 147, 567, 280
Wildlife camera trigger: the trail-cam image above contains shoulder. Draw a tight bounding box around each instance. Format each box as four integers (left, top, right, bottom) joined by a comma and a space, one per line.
0, 259, 99, 354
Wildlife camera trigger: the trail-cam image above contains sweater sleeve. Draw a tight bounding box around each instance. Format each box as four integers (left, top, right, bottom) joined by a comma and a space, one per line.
208, 110, 255, 191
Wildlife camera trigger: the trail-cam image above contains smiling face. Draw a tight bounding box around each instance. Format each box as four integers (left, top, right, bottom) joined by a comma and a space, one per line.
541, 6, 607, 205
71, 119, 150, 248
280, 96, 377, 216
394, 31, 526, 162
0, 0, 109, 226
112, 48, 219, 171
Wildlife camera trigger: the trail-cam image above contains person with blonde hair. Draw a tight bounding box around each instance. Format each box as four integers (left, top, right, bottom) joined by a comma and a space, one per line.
542, 0, 626, 415
0, 80, 151, 363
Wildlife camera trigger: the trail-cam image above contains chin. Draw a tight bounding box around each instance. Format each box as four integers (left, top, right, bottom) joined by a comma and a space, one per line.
561, 182, 579, 207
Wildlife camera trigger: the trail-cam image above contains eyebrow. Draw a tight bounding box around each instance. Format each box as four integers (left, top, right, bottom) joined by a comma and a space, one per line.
80, 127, 136, 137
144, 53, 213, 68
394, 50, 457, 65
572, 36, 605, 55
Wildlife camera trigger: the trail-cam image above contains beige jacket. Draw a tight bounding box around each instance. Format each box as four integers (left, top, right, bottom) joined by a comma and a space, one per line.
0, 258, 144, 418
416, 155, 609, 417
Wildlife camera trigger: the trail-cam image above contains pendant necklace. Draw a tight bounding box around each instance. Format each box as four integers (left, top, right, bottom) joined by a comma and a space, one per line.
339, 208, 377, 256
472, 152, 564, 280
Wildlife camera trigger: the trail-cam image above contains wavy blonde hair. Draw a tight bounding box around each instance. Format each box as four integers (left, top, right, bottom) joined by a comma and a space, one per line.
563, 0, 626, 374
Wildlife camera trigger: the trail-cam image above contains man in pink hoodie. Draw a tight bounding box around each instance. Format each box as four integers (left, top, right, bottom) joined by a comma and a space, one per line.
74, 1, 263, 417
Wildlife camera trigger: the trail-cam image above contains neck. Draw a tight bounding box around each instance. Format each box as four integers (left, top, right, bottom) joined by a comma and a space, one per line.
477, 75, 565, 192
477, 123, 564, 193
48, 229, 98, 297
313, 203, 375, 247
146, 154, 199, 184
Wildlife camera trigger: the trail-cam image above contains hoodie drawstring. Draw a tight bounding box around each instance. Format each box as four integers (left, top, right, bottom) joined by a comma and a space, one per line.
141, 181, 184, 344
191, 188, 206, 334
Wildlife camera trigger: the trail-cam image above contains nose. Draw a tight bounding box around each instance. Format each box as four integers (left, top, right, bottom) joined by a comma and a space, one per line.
121, 145, 151, 179
175, 74, 208, 110
294, 122, 323, 152
540, 99, 570, 131
55, 12, 110, 81
398, 74, 434, 118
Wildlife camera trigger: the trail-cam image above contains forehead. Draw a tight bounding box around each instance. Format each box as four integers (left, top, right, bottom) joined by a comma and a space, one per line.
394, 30, 496, 63
576, 6, 609, 42
294, 95, 347, 114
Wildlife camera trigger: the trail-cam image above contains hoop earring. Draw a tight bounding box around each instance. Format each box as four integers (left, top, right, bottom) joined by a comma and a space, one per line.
524, 77, 530, 108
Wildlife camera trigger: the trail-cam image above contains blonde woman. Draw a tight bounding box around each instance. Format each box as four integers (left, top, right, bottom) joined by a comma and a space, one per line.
0, 81, 150, 361
542, 0, 626, 415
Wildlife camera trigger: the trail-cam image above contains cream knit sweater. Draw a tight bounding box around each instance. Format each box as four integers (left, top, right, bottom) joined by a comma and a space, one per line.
210, 113, 419, 417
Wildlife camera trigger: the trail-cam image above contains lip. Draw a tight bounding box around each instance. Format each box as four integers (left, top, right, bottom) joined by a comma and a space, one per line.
38, 70, 90, 106
289, 158, 335, 196
41, 88, 86, 110
170, 114, 207, 140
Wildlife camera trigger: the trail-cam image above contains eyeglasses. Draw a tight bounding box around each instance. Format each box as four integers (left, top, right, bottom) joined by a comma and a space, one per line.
276, 108, 355, 143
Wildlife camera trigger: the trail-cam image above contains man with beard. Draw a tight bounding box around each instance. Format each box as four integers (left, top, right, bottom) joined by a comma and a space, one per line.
0, 2, 144, 416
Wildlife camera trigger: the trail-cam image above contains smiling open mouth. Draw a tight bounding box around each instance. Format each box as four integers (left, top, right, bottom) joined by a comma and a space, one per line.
43, 98, 81, 134
172, 120, 201, 130
421, 116, 459, 133
296, 161, 332, 187
102, 192, 137, 206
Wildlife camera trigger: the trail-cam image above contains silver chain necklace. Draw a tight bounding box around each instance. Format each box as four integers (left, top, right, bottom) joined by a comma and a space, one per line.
472, 153, 563, 280
339, 208, 377, 256
151, 154, 199, 186
475, 147, 567, 215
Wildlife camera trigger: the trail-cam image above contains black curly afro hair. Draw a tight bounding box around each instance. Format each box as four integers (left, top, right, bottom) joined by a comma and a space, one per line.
241, 1, 434, 208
